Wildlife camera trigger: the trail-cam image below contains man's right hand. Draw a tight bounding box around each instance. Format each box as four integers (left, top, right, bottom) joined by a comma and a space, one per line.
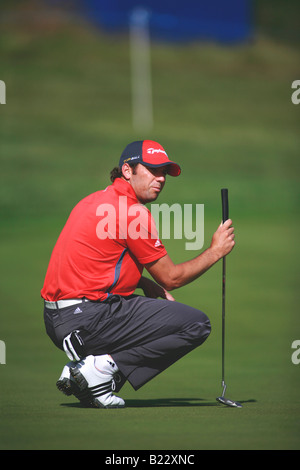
210, 219, 235, 260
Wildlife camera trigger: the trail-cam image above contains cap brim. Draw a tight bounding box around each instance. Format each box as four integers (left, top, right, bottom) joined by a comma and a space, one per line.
141, 161, 181, 177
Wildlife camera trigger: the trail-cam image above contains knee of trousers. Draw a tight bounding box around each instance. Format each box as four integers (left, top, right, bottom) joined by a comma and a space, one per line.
187, 314, 211, 345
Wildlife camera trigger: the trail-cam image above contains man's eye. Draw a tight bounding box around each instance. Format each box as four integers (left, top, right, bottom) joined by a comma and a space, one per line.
149, 167, 167, 177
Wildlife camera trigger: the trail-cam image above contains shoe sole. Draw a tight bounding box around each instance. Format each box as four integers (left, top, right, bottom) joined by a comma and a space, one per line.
56, 378, 73, 396
70, 366, 125, 409
56, 376, 94, 407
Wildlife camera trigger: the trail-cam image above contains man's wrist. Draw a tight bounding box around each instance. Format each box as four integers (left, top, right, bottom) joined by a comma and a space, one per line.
205, 246, 221, 266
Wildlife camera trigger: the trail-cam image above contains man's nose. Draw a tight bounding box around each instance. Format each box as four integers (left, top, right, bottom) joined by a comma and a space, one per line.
156, 174, 166, 182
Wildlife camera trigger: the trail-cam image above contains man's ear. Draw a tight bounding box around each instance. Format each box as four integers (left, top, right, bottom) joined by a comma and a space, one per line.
121, 163, 132, 181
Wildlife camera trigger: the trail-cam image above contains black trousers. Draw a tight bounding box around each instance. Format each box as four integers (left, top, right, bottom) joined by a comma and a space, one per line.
44, 295, 211, 390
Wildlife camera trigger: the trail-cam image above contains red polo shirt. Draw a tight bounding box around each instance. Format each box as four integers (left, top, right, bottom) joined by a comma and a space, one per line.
41, 178, 167, 301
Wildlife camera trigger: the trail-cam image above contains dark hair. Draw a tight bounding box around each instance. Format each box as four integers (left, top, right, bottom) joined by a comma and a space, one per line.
110, 164, 138, 182
110, 167, 122, 182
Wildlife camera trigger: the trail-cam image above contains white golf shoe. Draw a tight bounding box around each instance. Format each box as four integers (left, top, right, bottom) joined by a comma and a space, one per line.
69, 355, 125, 409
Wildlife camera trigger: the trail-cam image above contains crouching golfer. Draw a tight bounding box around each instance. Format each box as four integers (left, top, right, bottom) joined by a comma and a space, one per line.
41, 140, 235, 408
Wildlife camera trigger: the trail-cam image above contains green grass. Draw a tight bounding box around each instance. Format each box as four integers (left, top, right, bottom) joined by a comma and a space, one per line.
0, 3, 299, 450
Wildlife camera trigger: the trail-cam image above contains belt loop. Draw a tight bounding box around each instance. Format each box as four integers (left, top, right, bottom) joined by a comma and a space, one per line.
54, 301, 62, 321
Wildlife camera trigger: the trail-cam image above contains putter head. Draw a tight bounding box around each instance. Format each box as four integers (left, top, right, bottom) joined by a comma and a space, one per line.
216, 396, 242, 408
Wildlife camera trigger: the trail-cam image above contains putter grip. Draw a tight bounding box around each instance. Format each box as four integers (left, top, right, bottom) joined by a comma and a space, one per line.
221, 188, 229, 222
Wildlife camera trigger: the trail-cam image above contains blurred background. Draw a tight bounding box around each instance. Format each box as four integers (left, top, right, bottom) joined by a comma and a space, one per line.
0, 0, 299, 450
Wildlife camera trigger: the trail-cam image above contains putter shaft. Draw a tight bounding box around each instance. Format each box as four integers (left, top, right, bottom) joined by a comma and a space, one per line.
216, 189, 242, 408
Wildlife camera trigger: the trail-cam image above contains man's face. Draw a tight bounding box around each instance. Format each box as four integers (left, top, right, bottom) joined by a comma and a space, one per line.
124, 163, 167, 204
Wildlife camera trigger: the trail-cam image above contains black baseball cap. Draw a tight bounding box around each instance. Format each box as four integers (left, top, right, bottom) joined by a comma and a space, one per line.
119, 140, 181, 177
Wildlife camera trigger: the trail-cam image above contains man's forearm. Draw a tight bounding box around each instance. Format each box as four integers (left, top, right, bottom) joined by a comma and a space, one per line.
146, 219, 235, 291
168, 247, 220, 289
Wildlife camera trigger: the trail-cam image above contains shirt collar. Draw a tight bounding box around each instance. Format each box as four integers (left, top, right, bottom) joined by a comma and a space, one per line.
112, 178, 138, 202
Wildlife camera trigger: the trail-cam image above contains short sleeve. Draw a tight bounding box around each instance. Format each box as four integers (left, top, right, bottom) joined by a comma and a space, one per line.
124, 203, 167, 264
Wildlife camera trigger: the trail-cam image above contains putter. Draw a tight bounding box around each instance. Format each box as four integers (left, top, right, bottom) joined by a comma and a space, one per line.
216, 188, 242, 408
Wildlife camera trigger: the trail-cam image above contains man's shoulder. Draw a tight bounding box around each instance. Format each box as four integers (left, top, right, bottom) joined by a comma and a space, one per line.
80, 186, 112, 203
